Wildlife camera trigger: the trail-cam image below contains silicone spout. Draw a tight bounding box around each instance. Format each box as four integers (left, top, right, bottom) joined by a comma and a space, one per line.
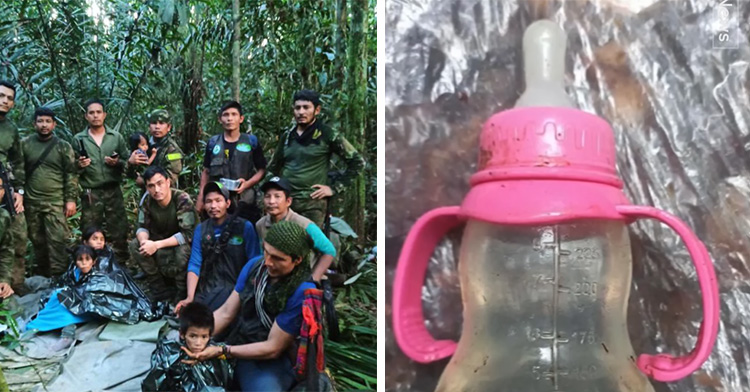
515, 20, 574, 108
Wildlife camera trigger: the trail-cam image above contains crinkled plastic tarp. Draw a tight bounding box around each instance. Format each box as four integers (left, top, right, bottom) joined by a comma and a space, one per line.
57, 247, 168, 324
385, 0, 750, 391
140, 339, 234, 392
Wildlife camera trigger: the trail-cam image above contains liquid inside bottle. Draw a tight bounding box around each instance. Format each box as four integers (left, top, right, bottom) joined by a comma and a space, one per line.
436, 219, 655, 392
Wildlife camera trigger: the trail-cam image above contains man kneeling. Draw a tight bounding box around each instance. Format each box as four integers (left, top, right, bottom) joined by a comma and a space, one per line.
182, 221, 316, 391
130, 166, 197, 302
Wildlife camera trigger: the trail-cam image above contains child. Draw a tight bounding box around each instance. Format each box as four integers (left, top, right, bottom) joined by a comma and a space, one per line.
129, 132, 157, 186
81, 225, 115, 271
26, 245, 98, 346
142, 302, 233, 392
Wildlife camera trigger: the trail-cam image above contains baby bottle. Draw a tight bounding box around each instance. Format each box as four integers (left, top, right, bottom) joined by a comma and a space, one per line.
392, 20, 719, 392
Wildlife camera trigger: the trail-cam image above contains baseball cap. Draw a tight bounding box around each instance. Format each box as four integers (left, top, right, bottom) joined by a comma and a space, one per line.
148, 109, 171, 123
203, 181, 230, 201
261, 176, 292, 194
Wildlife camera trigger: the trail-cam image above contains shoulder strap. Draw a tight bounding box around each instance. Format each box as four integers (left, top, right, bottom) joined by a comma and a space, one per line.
27, 137, 60, 179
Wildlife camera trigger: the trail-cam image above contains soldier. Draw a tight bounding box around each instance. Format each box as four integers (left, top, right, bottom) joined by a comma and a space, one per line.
0, 80, 28, 294
196, 101, 267, 224
175, 181, 261, 313
130, 166, 197, 302
0, 176, 15, 299
267, 89, 365, 227
256, 176, 335, 282
73, 99, 131, 267
127, 109, 184, 188
21, 107, 78, 277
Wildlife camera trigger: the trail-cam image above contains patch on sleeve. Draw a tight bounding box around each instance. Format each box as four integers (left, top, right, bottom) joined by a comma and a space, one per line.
167, 152, 182, 161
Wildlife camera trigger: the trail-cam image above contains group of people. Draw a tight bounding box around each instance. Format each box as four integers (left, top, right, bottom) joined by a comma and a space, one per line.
0, 79, 365, 391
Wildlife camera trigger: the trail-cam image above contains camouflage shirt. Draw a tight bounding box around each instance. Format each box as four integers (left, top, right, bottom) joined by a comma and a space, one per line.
129, 134, 184, 188
150, 134, 184, 188
267, 121, 365, 199
137, 188, 197, 243
0, 117, 25, 189
22, 135, 78, 205
0, 207, 13, 283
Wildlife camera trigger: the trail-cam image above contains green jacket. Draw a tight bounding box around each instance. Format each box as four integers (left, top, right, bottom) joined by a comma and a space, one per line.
267, 121, 365, 199
22, 134, 78, 205
137, 188, 196, 244
0, 207, 13, 284
73, 127, 130, 189
0, 117, 25, 189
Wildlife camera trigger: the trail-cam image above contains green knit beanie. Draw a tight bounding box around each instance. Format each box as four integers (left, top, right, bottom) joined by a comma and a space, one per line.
265, 221, 311, 259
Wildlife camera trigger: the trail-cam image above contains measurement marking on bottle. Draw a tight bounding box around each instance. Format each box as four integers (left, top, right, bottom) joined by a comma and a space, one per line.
552, 226, 560, 390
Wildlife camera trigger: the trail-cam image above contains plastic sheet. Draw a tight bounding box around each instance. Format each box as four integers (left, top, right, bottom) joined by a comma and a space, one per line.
141, 339, 234, 392
57, 247, 168, 324
385, 1, 750, 391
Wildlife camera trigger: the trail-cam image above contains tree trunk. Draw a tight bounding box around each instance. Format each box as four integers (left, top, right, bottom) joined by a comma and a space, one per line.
332, 0, 347, 122
342, 0, 368, 240
182, 42, 205, 153
231, 0, 241, 102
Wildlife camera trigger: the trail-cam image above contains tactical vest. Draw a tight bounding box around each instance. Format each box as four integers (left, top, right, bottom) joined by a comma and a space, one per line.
206, 133, 258, 181
224, 259, 272, 345
197, 216, 249, 297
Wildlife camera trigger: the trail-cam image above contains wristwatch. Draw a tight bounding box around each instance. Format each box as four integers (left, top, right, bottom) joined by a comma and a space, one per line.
16, 189, 24, 196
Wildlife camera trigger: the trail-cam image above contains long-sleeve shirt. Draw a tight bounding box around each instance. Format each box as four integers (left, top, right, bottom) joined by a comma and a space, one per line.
22, 135, 78, 205
267, 121, 365, 199
187, 219, 261, 276
0, 208, 13, 284
0, 117, 25, 189
73, 127, 130, 189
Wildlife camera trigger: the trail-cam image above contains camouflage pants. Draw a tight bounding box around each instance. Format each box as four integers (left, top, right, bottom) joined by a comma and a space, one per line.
25, 201, 71, 277
292, 197, 327, 228
129, 238, 189, 302
9, 211, 27, 291
80, 185, 130, 267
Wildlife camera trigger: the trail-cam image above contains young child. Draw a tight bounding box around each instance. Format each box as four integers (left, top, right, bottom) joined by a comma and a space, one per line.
142, 302, 233, 391
81, 225, 115, 271
129, 132, 157, 186
26, 245, 98, 346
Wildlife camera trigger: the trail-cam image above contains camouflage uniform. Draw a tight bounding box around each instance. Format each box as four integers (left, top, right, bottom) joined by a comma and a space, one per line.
74, 127, 130, 266
0, 207, 14, 285
130, 188, 196, 302
22, 134, 78, 277
0, 117, 27, 290
128, 110, 184, 188
149, 134, 184, 188
267, 121, 365, 227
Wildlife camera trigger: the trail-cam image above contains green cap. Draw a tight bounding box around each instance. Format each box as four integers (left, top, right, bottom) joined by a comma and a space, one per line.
148, 109, 171, 123
265, 221, 311, 259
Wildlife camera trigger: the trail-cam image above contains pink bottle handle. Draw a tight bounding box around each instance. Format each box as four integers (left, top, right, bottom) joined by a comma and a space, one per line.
392, 206, 463, 363
616, 205, 720, 382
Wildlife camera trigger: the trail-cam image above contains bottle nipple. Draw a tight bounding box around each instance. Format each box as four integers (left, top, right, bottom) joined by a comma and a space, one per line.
515, 20, 574, 108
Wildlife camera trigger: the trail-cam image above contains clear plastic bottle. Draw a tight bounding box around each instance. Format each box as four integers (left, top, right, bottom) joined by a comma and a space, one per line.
436, 220, 654, 392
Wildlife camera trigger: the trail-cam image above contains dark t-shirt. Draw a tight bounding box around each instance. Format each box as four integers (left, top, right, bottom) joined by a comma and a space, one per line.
202, 137, 267, 172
